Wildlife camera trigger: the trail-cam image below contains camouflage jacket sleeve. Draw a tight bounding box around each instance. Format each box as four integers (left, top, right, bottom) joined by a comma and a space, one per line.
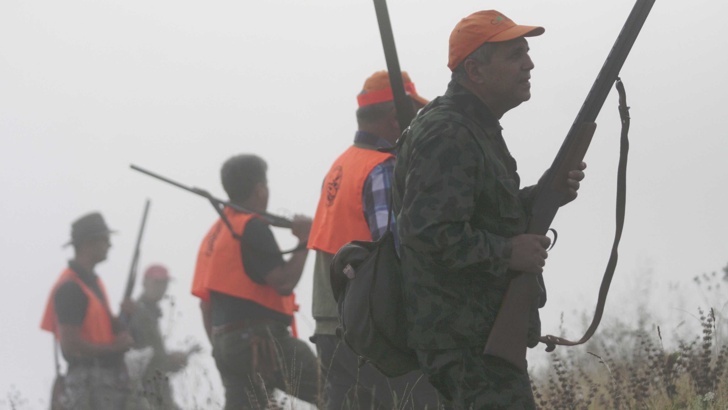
396, 120, 515, 278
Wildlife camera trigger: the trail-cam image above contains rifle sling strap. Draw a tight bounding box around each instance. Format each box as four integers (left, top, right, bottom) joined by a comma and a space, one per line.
206, 197, 243, 241
539, 78, 631, 351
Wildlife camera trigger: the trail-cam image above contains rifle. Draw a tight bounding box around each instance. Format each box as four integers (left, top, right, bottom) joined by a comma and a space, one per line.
50, 340, 65, 410
119, 199, 151, 325
483, 0, 655, 371
372, 0, 416, 131
130, 164, 293, 229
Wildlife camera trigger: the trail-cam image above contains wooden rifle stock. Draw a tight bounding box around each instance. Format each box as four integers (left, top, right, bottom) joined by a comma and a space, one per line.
484, 123, 595, 371
484, 0, 655, 371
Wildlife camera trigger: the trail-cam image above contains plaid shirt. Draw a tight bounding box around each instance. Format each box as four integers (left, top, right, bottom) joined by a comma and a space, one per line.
356, 131, 396, 242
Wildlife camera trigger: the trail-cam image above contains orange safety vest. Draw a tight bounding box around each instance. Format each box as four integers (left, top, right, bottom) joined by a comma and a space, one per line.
40, 268, 115, 345
191, 208, 296, 317
308, 145, 393, 254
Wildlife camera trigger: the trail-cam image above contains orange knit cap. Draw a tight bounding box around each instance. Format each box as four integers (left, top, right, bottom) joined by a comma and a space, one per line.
448, 10, 544, 71
357, 70, 429, 108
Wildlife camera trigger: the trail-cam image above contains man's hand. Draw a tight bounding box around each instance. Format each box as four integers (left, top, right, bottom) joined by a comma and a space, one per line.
119, 298, 135, 317
508, 234, 551, 273
186, 343, 203, 356
111, 332, 135, 353
168, 351, 189, 372
562, 161, 587, 205
290, 214, 313, 243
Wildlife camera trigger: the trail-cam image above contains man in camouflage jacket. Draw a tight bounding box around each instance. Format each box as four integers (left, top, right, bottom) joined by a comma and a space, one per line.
392, 10, 586, 409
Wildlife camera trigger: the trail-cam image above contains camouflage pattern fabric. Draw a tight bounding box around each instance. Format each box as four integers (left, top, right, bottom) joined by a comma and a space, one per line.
58, 362, 130, 410
393, 80, 542, 351
417, 348, 535, 410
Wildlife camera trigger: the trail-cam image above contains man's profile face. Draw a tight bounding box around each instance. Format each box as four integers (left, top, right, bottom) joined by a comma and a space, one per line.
258, 179, 270, 211
87, 234, 111, 263
477, 37, 535, 114
144, 278, 169, 302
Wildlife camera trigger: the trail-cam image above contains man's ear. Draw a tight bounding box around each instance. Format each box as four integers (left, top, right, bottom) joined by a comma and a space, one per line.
464, 58, 484, 84
254, 181, 268, 200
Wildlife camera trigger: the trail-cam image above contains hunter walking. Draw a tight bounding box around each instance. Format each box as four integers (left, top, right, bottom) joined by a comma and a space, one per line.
190, 154, 319, 409
128, 264, 199, 409
308, 70, 441, 409
392, 11, 586, 409
41, 212, 134, 410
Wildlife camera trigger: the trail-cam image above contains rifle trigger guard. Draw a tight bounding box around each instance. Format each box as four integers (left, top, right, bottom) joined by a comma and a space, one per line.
547, 228, 558, 251
539, 335, 556, 353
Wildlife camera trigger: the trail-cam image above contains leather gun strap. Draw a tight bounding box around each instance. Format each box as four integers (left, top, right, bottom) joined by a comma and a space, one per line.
539, 78, 631, 351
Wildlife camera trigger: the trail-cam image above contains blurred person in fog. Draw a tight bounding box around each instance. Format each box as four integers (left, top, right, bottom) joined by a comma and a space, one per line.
129, 264, 200, 409
41, 212, 134, 410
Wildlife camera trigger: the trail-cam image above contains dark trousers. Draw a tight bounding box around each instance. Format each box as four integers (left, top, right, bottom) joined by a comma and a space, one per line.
316, 334, 442, 409
212, 322, 320, 410
417, 348, 535, 410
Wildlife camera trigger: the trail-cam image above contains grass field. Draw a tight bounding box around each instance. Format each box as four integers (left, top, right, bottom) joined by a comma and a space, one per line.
5, 265, 727, 409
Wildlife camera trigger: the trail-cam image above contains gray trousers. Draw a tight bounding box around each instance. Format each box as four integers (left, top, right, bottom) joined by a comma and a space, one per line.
59, 362, 130, 410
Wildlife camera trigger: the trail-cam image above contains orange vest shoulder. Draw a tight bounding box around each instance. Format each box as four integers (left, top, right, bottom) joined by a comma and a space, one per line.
309, 146, 393, 254
191, 208, 296, 316
40, 268, 115, 345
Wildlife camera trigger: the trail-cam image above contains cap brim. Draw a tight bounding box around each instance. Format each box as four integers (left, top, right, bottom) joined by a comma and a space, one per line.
146, 275, 173, 282
62, 229, 117, 247
490, 25, 544, 42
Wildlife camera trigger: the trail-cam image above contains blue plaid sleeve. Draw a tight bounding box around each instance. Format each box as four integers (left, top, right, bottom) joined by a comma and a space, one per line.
362, 157, 396, 241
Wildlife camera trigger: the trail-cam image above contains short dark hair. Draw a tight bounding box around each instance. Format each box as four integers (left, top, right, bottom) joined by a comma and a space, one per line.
220, 154, 267, 202
356, 100, 395, 125
451, 42, 497, 83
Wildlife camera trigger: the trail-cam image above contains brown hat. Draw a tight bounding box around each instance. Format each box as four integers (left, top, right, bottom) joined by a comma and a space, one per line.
357, 70, 429, 108
448, 10, 544, 71
64, 212, 116, 247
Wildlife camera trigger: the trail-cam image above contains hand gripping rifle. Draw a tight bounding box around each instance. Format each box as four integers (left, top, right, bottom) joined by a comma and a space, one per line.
130, 165, 303, 251
119, 199, 151, 326
483, 0, 655, 371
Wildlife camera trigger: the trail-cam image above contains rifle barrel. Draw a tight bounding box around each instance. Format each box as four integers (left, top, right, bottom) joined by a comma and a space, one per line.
546, 0, 655, 189
123, 199, 151, 301
129, 164, 293, 229
130, 164, 197, 195
373, 0, 416, 131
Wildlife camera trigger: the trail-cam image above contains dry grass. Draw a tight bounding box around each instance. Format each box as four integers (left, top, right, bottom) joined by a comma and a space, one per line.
10, 263, 728, 409
531, 264, 728, 410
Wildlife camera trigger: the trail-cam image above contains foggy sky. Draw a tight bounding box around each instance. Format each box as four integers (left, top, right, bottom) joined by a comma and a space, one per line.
2, 0, 727, 408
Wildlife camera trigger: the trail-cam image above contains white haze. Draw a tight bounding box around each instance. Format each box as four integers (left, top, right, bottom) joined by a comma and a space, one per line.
1, 0, 727, 408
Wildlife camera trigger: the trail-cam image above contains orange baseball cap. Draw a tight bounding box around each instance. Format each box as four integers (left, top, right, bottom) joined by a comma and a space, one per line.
357, 70, 429, 108
448, 10, 544, 71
